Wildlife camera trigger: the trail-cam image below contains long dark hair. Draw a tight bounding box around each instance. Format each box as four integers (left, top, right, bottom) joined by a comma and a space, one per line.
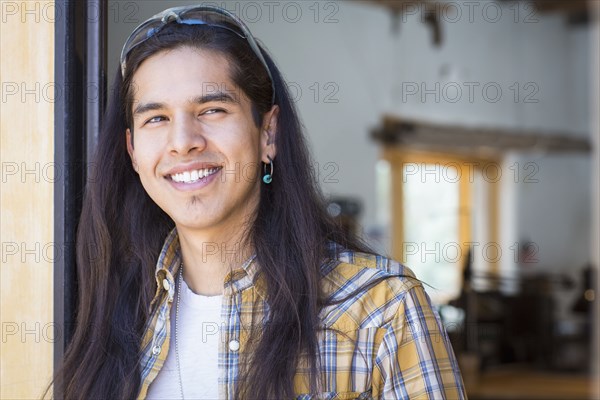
47, 23, 378, 400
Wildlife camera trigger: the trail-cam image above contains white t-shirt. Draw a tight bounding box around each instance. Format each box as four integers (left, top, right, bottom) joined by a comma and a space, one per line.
146, 275, 222, 400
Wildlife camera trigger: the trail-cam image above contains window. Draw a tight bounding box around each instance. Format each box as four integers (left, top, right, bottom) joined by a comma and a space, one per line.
381, 148, 500, 304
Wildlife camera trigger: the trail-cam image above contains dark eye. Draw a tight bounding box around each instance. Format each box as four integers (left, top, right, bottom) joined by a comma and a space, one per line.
146, 115, 167, 124
203, 108, 225, 115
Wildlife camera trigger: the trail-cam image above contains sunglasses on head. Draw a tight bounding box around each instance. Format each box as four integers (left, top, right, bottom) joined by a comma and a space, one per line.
120, 5, 275, 105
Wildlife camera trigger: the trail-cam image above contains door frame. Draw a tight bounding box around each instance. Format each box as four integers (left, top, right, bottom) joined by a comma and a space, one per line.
53, 0, 107, 377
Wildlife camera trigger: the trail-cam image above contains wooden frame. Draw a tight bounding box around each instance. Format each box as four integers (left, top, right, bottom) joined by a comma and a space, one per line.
382, 147, 502, 290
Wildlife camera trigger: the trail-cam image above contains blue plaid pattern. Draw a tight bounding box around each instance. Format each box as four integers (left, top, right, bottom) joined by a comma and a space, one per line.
136, 229, 466, 399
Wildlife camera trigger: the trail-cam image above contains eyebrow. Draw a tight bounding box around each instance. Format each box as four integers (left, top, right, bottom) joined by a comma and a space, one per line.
132, 92, 240, 117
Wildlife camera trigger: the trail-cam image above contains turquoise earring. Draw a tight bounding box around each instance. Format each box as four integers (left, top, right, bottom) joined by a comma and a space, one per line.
263, 155, 273, 184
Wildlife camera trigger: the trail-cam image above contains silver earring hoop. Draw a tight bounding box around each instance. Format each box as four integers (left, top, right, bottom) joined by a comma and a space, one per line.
263, 155, 273, 184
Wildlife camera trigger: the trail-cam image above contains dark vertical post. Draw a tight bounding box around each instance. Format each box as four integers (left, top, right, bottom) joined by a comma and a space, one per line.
53, 0, 106, 393
87, 0, 107, 157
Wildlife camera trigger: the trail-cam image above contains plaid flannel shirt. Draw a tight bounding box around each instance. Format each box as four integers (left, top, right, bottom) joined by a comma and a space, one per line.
136, 229, 466, 399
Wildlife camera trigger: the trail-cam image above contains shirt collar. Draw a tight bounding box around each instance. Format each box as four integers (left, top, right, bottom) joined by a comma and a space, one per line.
154, 228, 265, 298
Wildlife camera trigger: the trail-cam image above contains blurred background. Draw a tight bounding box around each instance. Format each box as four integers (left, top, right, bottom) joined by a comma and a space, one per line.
1, 0, 599, 398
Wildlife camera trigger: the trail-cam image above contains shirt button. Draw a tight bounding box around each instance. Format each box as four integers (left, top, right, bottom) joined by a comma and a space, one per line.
152, 345, 161, 355
228, 340, 240, 352
162, 279, 170, 291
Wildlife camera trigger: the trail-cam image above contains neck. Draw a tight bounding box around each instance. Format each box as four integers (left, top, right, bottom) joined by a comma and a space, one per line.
176, 225, 254, 296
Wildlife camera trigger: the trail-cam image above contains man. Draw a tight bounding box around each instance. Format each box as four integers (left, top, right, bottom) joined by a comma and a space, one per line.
48, 5, 466, 399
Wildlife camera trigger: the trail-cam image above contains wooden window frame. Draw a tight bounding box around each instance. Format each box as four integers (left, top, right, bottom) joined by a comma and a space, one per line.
382, 147, 501, 293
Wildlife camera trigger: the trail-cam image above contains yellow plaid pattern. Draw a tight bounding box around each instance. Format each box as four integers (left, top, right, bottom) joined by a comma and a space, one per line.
137, 229, 466, 399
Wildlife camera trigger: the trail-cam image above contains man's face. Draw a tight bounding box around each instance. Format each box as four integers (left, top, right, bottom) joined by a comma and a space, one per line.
126, 46, 277, 236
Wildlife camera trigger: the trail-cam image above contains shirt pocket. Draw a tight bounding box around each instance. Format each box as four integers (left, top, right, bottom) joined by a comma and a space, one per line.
318, 326, 387, 392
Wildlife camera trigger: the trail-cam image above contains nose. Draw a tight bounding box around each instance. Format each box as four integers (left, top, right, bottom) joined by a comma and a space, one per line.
168, 113, 207, 155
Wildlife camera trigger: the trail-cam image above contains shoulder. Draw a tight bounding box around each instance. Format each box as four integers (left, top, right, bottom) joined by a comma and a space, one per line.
318, 242, 425, 332
321, 241, 422, 297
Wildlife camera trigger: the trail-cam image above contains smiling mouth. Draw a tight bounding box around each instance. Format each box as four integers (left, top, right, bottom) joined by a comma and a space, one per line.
168, 167, 222, 184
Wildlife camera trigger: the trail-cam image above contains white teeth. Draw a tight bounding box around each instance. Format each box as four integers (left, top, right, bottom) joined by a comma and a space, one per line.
170, 167, 219, 183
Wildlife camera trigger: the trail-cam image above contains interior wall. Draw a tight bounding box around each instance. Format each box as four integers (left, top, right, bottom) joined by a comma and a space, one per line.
589, 0, 600, 388
513, 152, 592, 318
106, 0, 593, 289
389, 0, 592, 283
0, 0, 55, 397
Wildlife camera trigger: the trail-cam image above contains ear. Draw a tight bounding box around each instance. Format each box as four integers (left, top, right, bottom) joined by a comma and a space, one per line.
126, 128, 138, 173
260, 105, 279, 163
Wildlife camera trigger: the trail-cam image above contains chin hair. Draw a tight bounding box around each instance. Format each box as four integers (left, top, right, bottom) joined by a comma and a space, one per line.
189, 195, 202, 206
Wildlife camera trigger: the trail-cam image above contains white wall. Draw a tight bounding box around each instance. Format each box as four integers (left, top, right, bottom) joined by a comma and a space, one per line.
107, 0, 593, 285
382, 0, 592, 293
589, 0, 600, 380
